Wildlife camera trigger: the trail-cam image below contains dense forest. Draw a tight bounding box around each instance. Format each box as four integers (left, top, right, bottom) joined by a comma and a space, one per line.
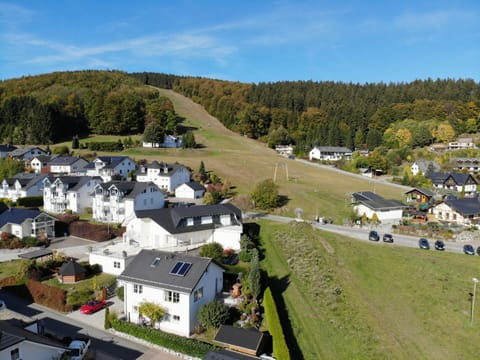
131, 72, 480, 155
0, 70, 176, 144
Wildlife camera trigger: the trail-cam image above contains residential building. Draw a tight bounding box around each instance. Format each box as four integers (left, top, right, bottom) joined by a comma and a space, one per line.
410, 160, 440, 176
136, 161, 191, 193
118, 249, 224, 337
430, 196, 480, 225
0, 144, 17, 158
174, 181, 205, 199
30, 155, 54, 174
123, 203, 243, 251
309, 146, 352, 161
426, 172, 478, 197
352, 191, 407, 223
0, 173, 48, 202
448, 137, 476, 150
48, 156, 88, 175
43, 176, 102, 214
274, 144, 294, 156
92, 181, 165, 223
142, 134, 183, 148
404, 188, 436, 204
450, 157, 480, 174
0, 207, 56, 239
8, 146, 47, 161
84, 156, 136, 181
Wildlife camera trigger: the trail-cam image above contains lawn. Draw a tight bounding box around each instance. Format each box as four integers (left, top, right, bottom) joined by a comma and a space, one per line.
258, 219, 480, 360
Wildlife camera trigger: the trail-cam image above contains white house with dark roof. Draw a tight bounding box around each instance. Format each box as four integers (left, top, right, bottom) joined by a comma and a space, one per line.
142, 134, 183, 148
8, 146, 47, 161
47, 156, 88, 175
309, 146, 352, 161
92, 181, 165, 223
29, 155, 54, 174
174, 181, 205, 199
84, 156, 136, 181
118, 249, 224, 337
136, 161, 191, 193
0, 207, 56, 239
43, 176, 102, 214
352, 191, 407, 222
123, 203, 243, 251
0, 173, 48, 202
410, 160, 440, 176
430, 196, 480, 225
426, 172, 478, 196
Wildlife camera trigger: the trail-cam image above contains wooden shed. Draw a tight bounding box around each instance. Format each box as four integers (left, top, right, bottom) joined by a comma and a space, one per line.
58, 259, 86, 283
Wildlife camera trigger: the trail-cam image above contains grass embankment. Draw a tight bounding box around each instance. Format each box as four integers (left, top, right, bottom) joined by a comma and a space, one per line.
259, 219, 480, 360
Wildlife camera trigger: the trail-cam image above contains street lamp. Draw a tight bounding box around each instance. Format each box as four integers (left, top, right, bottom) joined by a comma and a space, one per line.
472, 277, 479, 326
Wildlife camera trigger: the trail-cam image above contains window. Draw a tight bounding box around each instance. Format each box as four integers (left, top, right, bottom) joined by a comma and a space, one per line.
173, 315, 180, 322
194, 287, 204, 302
165, 290, 180, 303
134, 284, 143, 294
114, 261, 120, 269
10, 348, 19, 360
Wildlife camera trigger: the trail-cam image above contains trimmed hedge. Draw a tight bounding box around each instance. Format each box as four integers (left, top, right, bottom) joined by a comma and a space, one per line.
111, 319, 217, 358
87, 141, 124, 152
26, 279, 72, 312
16, 196, 43, 207
263, 287, 290, 360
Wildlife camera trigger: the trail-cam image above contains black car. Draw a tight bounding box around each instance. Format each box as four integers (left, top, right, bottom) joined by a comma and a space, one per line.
463, 244, 475, 255
418, 238, 430, 250
477, 246, 480, 256
382, 233, 394, 243
434, 240, 445, 251
222, 253, 239, 265
368, 230, 380, 241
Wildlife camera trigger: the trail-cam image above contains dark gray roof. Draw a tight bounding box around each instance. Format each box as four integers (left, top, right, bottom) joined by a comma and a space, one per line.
427, 172, 478, 186
118, 249, 219, 293
0, 320, 67, 351
32, 155, 52, 163
204, 349, 259, 360
96, 181, 157, 199
414, 160, 440, 172
84, 156, 132, 170
352, 191, 406, 210
214, 325, 265, 354
139, 162, 187, 177
182, 181, 205, 191
313, 146, 352, 153
48, 156, 84, 166
8, 146, 45, 158
0, 144, 17, 153
59, 260, 85, 276
0, 208, 44, 228
18, 249, 53, 260
404, 187, 436, 198
443, 196, 480, 216
48, 175, 99, 191
134, 203, 242, 234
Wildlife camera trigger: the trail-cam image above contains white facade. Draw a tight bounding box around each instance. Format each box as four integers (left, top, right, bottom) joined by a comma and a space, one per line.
85, 156, 136, 181
49, 157, 89, 174
89, 252, 136, 276
43, 176, 101, 214
30, 157, 50, 174
92, 182, 165, 223
0, 176, 45, 202
142, 134, 183, 148
353, 203, 403, 222
175, 182, 205, 199
0, 341, 65, 360
0, 211, 56, 239
121, 262, 223, 337
136, 162, 191, 193
309, 146, 353, 161
430, 202, 468, 225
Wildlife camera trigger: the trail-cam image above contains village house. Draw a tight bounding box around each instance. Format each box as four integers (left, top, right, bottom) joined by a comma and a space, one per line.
8, 146, 47, 162
43, 176, 102, 214
174, 181, 205, 199
448, 137, 476, 150
84, 156, 136, 181
450, 157, 480, 174
410, 160, 440, 177
117, 249, 224, 337
309, 146, 352, 161
430, 196, 480, 226
47, 156, 89, 175
352, 191, 407, 223
0, 173, 48, 202
0, 144, 17, 158
92, 181, 165, 224
142, 134, 183, 148
0, 206, 56, 239
426, 172, 478, 197
136, 161, 191, 193
404, 188, 437, 205
29, 155, 54, 174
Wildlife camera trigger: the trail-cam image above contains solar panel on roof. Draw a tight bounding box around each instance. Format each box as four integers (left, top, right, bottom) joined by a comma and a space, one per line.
170, 262, 183, 275
177, 262, 191, 276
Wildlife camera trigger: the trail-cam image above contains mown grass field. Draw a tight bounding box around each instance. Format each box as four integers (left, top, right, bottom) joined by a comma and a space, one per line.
258, 219, 480, 360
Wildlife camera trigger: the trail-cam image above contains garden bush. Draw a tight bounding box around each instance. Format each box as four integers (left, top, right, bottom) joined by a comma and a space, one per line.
26, 279, 71, 312
263, 287, 290, 360
116, 286, 124, 301
16, 196, 43, 207
67, 288, 94, 307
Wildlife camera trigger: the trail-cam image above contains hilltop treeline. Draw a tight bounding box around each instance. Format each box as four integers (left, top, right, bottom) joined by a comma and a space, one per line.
132, 72, 480, 154
0, 70, 175, 144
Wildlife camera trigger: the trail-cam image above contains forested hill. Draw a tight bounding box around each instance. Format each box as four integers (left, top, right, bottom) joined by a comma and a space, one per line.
131, 72, 480, 155
0, 70, 175, 144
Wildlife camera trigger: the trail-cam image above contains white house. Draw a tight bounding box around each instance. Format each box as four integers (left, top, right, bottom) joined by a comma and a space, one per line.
448, 137, 476, 150
410, 160, 440, 176
43, 176, 102, 214
142, 134, 183, 148
175, 181, 205, 199
47, 156, 89, 175
84, 156, 136, 181
8, 146, 47, 161
92, 181, 165, 223
123, 203, 243, 251
0, 207, 56, 239
0, 173, 48, 202
309, 146, 352, 161
136, 161, 191, 193
30, 155, 54, 174
352, 191, 407, 223
118, 249, 224, 337
0, 320, 67, 360
430, 196, 480, 226
426, 172, 478, 197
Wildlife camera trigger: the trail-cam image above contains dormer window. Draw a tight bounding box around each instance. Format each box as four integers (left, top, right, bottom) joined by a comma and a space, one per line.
186, 218, 194, 226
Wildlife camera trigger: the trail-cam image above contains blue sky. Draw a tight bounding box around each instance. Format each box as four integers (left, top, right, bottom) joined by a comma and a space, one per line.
1, 0, 479, 84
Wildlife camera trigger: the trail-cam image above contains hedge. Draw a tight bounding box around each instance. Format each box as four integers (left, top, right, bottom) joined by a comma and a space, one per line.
16, 196, 43, 207
263, 287, 290, 360
87, 141, 124, 152
110, 319, 217, 358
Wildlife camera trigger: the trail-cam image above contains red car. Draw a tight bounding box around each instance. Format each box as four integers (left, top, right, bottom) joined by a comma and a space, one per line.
80, 299, 106, 314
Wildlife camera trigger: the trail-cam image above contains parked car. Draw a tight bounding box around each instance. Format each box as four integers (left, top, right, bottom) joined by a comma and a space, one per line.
477, 246, 480, 256
0, 300, 6, 310
368, 230, 380, 241
434, 240, 445, 251
223, 253, 239, 265
80, 299, 106, 314
382, 233, 394, 243
463, 244, 475, 255
418, 238, 430, 250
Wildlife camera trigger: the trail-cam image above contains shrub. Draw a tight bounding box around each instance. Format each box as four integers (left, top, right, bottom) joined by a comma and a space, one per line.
104, 307, 111, 329
116, 286, 124, 301
199, 242, 224, 263
26, 279, 71, 312
87, 141, 124, 152
16, 196, 43, 207
197, 301, 230, 329
67, 288, 94, 307
263, 287, 290, 360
